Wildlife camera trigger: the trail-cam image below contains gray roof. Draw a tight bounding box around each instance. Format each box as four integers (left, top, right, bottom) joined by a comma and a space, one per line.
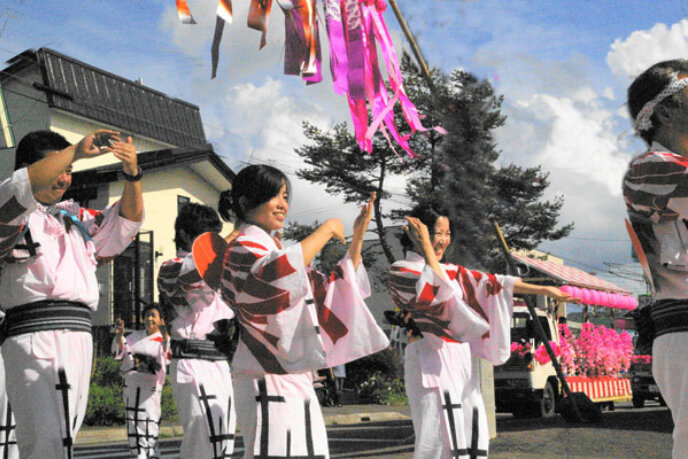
3, 48, 206, 147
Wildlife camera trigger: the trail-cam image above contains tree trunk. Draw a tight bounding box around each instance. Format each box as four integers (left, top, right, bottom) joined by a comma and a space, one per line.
375, 158, 396, 264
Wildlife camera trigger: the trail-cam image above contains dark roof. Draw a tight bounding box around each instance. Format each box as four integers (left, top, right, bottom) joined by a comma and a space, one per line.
65, 145, 234, 197
2, 48, 206, 147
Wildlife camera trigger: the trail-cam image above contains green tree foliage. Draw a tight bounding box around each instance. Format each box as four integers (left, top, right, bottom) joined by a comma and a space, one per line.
295, 54, 573, 272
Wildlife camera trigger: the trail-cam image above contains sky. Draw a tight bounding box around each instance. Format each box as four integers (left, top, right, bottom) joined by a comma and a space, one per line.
4, 0, 688, 295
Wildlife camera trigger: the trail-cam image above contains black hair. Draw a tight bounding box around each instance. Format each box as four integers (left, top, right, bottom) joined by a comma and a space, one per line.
628, 59, 688, 145
400, 204, 454, 260
174, 202, 223, 251
142, 303, 162, 319
218, 164, 290, 223
14, 130, 71, 170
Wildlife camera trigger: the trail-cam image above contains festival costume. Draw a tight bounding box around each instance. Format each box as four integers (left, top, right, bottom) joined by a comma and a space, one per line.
623, 142, 688, 458
389, 251, 518, 459
0, 350, 18, 459
158, 251, 236, 459
222, 223, 389, 459
113, 329, 170, 458
0, 167, 142, 459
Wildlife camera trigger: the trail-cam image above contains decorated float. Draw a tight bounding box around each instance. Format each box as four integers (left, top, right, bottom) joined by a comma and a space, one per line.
495, 254, 642, 418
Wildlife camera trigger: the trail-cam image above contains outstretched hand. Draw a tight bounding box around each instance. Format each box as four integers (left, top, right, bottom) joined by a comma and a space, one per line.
74, 130, 120, 161
543, 286, 580, 304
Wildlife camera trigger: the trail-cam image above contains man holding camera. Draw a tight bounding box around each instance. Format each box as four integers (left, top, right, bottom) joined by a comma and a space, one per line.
0, 129, 143, 458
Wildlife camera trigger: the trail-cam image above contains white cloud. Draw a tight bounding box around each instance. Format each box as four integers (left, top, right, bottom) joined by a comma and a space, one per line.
607, 20, 688, 79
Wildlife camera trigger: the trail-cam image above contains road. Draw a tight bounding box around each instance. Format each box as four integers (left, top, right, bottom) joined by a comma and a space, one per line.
76, 402, 673, 458
75, 420, 415, 458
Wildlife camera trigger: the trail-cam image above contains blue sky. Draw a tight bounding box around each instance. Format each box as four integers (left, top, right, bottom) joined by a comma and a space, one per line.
4, 0, 688, 295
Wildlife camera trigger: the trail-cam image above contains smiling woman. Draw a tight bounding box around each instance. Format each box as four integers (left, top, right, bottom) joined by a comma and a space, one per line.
214, 164, 389, 459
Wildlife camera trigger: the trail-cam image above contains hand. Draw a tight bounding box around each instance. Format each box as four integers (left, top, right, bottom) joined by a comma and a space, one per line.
160, 320, 170, 342
111, 136, 139, 176
74, 130, 120, 161
403, 216, 432, 252
352, 192, 376, 241
114, 318, 125, 341
324, 218, 346, 244
544, 286, 580, 304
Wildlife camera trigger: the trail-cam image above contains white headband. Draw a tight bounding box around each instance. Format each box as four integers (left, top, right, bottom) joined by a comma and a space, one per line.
635, 72, 688, 132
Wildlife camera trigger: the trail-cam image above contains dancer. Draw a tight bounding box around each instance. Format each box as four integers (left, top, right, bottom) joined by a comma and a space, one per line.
157, 203, 236, 459
215, 165, 388, 459
624, 59, 688, 458
389, 206, 573, 458
0, 130, 143, 458
113, 305, 170, 459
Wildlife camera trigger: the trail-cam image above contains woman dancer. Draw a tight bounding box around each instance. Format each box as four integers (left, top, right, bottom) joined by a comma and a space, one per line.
389, 206, 574, 458
216, 165, 388, 459
113, 305, 170, 459
157, 203, 236, 459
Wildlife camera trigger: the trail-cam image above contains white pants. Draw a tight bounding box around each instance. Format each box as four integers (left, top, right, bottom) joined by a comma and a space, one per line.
2, 330, 92, 459
405, 340, 489, 459
0, 352, 18, 459
171, 358, 235, 459
654, 332, 688, 459
234, 372, 329, 459
123, 374, 162, 458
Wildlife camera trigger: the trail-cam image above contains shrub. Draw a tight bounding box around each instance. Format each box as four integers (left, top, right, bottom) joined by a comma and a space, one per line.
357, 372, 407, 405
85, 357, 179, 426
84, 383, 124, 426
345, 347, 402, 389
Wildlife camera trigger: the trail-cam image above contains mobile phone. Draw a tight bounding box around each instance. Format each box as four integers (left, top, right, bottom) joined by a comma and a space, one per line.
93, 133, 115, 149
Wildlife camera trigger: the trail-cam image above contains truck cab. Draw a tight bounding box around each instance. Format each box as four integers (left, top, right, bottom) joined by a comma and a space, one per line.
494, 300, 561, 418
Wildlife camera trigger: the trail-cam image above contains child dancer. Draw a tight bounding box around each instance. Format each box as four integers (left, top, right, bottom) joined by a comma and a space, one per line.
113, 305, 170, 459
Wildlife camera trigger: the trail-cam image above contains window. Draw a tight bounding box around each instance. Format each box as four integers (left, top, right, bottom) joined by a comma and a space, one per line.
177, 195, 190, 214
113, 231, 154, 329
0, 83, 14, 149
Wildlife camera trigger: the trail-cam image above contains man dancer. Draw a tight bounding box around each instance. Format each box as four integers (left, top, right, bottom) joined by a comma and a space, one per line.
0, 130, 143, 458
624, 60, 688, 458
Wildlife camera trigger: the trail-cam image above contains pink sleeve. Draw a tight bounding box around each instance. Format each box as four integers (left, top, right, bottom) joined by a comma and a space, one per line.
82, 200, 143, 259
0, 168, 37, 261
458, 267, 519, 364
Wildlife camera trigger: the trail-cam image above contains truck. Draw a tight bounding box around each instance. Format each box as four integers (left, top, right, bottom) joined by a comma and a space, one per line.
494, 300, 633, 418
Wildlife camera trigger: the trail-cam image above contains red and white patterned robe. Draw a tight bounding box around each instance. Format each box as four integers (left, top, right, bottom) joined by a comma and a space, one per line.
223, 223, 388, 459
158, 251, 236, 459
389, 251, 518, 459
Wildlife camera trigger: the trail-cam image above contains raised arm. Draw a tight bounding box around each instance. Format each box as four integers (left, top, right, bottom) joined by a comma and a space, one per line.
27, 130, 117, 197
300, 218, 346, 266
112, 136, 143, 222
348, 193, 376, 270
403, 216, 445, 280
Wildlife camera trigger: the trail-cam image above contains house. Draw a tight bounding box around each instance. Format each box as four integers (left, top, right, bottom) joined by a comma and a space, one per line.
0, 48, 234, 352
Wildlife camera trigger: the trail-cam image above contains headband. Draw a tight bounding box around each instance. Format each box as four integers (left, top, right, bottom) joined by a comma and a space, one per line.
635, 72, 688, 132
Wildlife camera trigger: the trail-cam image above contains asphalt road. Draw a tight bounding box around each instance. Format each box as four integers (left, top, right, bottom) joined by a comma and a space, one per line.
74, 420, 416, 458
75, 402, 673, 458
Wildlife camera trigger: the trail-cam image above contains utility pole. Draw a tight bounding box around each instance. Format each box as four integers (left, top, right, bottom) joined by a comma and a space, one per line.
388, 0, 441, 191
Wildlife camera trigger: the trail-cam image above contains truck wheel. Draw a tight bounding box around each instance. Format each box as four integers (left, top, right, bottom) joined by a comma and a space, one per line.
632, 395, 645, 408
540, 382, 556, 418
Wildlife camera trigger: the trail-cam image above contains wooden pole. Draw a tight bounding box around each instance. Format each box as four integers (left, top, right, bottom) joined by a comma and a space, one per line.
387, 0, 437, 93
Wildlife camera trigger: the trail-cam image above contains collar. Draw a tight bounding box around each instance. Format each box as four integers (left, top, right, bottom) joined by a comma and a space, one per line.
649, 141, 673, 154
405, 251, 425, 263
239, 223, 280, 250
37, 199, 80, 217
